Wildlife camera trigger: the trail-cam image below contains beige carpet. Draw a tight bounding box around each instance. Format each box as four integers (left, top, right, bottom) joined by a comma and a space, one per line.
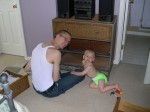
0, 54, 27, 72
0, 53, 150, 112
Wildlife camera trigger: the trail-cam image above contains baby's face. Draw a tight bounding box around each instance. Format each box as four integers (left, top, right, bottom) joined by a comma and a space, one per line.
83, 52, 95, 63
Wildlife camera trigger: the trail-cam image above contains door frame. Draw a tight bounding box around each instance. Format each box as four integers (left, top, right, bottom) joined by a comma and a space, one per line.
17, 0, 27, 59
113, 0, 129, 64
0, 0, 27, 59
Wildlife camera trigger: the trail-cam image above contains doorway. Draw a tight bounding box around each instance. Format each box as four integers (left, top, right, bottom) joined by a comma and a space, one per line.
122, 0, 150, 65
140, 0, 150, 29
127, 0, 150, 33
0, 0, 26, 56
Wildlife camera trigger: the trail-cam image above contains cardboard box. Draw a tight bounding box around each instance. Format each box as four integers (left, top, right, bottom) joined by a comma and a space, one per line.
0, 70, 30, 98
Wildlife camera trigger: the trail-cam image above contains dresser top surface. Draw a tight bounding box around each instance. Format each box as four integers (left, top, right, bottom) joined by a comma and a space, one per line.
53, 14, 117, 24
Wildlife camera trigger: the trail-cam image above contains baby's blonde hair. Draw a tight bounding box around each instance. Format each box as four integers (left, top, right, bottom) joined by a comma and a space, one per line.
84, 50, 95, 59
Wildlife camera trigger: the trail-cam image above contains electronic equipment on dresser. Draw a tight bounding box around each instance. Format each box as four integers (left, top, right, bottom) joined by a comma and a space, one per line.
57, 0, 74, 18
99, 0, 115, 22
74, 0, 95, 20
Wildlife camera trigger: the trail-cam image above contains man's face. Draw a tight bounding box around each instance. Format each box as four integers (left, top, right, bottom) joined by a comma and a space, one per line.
58, 33, 71, 49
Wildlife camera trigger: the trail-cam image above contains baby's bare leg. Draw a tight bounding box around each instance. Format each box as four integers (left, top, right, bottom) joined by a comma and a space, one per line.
98, 80, 117, 93
89, 81, 98, 89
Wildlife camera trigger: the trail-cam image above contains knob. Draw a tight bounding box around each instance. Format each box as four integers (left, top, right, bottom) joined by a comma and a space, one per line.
0, 72, 9, 84
13, 4, 17, 8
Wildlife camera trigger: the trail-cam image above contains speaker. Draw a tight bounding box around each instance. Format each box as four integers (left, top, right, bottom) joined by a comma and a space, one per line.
99, 0, 114, 22
57, 0, 74, 18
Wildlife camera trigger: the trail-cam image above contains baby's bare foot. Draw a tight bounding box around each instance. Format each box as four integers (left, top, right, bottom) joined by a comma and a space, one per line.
115, 83, 121, 91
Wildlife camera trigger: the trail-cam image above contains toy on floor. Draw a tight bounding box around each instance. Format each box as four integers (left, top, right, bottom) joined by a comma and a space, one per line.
110, 89, 122, 97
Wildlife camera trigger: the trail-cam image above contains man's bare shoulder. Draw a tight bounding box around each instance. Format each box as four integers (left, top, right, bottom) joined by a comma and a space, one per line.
47, 47, 61, 56
46, 48, 61, 63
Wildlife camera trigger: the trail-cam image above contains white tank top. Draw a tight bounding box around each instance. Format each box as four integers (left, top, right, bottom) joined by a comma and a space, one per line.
31, 43, 54, 92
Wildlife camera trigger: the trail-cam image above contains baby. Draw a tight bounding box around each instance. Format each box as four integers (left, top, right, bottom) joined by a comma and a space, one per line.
71, 50, 121, 94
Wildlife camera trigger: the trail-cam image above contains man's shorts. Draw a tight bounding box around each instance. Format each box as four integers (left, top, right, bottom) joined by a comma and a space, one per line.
92, 73, 107, 85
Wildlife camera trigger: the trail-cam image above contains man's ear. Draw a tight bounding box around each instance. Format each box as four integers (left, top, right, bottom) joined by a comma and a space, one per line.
55, 34, 61, 39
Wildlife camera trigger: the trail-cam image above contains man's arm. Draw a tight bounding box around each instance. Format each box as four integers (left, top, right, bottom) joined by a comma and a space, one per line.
51, 50, 61, 82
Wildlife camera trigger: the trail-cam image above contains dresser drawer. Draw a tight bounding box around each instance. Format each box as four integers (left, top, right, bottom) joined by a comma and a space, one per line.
90, 41, 111, 55
53, 21, 112, 41
53, 22, 67, 32
66, 39, 111, 55
67, 38, 90, 51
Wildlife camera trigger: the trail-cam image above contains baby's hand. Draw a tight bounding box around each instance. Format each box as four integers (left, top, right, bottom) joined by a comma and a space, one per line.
71, 71, 76, 74
82, 60, 85, 65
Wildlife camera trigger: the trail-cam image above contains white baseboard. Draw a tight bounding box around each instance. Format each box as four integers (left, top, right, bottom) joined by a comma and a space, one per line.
127, 31, 150, 37
140, 28, 150, 32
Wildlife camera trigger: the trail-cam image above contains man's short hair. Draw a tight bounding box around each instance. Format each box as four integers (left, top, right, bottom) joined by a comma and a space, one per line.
56, 30, 72, 37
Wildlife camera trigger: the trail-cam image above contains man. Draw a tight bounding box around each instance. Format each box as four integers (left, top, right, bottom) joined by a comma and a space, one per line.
25, 30, 85, 97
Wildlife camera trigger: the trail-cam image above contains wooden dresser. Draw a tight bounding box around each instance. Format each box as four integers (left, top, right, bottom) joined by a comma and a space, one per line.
52, 14, 117, 78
